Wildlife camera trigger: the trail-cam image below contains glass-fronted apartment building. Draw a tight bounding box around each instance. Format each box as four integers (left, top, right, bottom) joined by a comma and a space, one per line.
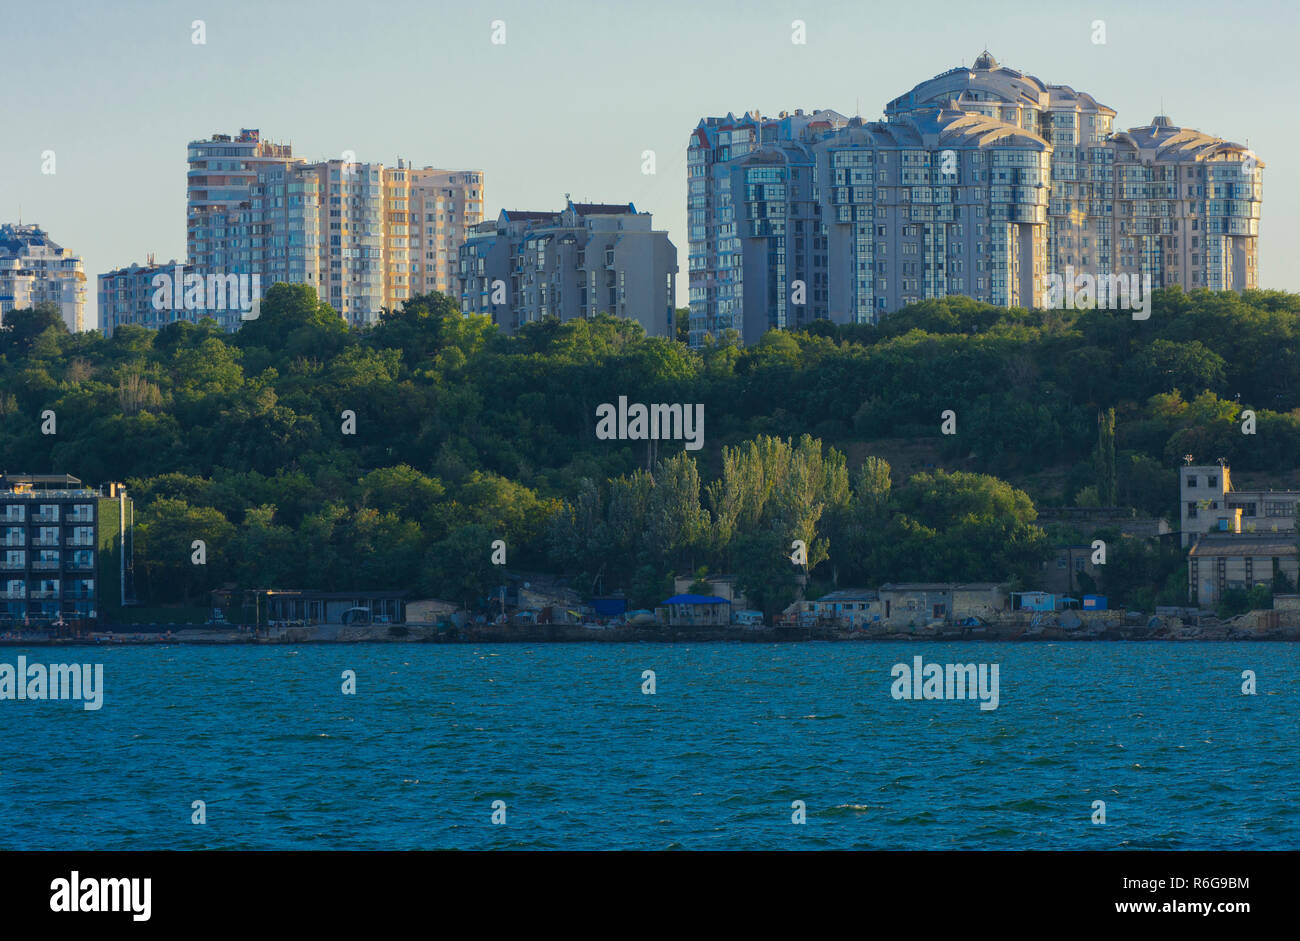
0, 475, 133, 628
687, 109, 849, 345
687, 52, 1263, 345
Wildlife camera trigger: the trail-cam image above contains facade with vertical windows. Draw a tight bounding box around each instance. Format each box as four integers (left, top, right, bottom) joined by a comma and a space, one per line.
103, 130, 484, 333
0, 475, 134, 628
1187, 535, 1299, 607
458, 201, 677, 337
1179, 463, 1300, 548
687, 109, 850, 346
0, 224, 87, 332
815, 106, 1052, 327
687, 52, 1262, 345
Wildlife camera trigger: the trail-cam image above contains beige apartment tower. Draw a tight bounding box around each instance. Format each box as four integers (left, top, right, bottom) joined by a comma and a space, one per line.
95, 129, 487, 333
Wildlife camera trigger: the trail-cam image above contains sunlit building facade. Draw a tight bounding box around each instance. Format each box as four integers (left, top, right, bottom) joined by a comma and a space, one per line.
687, 52, 1262, 344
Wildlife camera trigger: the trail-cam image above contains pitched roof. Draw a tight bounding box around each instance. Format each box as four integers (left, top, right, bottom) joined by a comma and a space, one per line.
500, 209, 555, 223
572, 202, 636, 216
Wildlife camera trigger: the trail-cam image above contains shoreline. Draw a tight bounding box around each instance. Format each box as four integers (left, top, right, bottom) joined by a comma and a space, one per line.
4, 623, 1300, 646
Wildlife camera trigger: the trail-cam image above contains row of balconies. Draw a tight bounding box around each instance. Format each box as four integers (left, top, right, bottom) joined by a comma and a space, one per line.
1, 509, 94, 521
1, 517, 94, 528
1, 537, 95, 548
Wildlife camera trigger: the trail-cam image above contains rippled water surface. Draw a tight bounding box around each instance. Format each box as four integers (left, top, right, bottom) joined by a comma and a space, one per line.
2, 643, 1298, 849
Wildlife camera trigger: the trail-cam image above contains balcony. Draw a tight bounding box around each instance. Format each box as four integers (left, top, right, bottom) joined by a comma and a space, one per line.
28, 589, 60, 599
64, 560, 93, 572
62, 590, 94, 600
65, 537, 95, 547
32, 512, 60, 524
0, 590, 26, 599
31, 560, 61, 571
32, 536, 60, 547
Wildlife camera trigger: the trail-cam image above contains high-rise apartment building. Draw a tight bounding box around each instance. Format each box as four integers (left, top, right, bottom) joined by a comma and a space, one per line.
0, 224, 87, 331
813, 105, 1052, 331
458, 201, 677, 337
688, 53, 1263, 344
98, 259, 185, 336
687, 109, 849, 345
103, 130, 483, 334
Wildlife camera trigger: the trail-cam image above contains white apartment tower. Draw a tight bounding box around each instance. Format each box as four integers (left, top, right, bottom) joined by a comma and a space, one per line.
0, 224, 87, 331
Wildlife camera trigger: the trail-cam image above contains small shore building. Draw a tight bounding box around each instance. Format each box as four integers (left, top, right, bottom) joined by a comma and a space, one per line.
1187, 534, 1300, 607
657, 593, 731, 627
802, 589, 880, 627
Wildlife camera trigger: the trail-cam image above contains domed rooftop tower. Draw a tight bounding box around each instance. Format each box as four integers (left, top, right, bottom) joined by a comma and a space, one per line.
884, 50, 1116, 145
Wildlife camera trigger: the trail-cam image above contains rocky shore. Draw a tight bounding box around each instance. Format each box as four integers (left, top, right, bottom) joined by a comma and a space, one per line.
3, 609, 1299, 644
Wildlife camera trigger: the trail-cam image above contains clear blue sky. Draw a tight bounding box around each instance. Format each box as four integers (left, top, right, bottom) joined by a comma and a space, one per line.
4, 0, 1297, 330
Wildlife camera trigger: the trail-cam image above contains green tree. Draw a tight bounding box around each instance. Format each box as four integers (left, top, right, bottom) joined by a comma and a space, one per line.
1094, 407, 1117, 505
136, 498, 236, 603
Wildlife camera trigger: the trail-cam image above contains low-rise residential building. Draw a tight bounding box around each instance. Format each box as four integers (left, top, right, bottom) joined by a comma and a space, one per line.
802, 589, 881, 627
1040, 544, 1102, 595
672, 573, 749, 610
0, 224, 87, 331
255, 590, 407, 626
1186, 534, 1299, 607
878, 582, 1007, 626
0, 474, 133, 628
951, 583, 1009, 619
458, 200, 677, 337
1179, 463, 1300, 547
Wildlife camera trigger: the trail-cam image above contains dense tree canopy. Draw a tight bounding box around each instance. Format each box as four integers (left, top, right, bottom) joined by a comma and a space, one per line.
2, 285, 1297, 612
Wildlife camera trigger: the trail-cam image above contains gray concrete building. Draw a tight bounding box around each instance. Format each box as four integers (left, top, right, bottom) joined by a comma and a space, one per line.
1187, 534, 1299, 607
458, 200, 677, 337
1179, 463, 1300, 548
